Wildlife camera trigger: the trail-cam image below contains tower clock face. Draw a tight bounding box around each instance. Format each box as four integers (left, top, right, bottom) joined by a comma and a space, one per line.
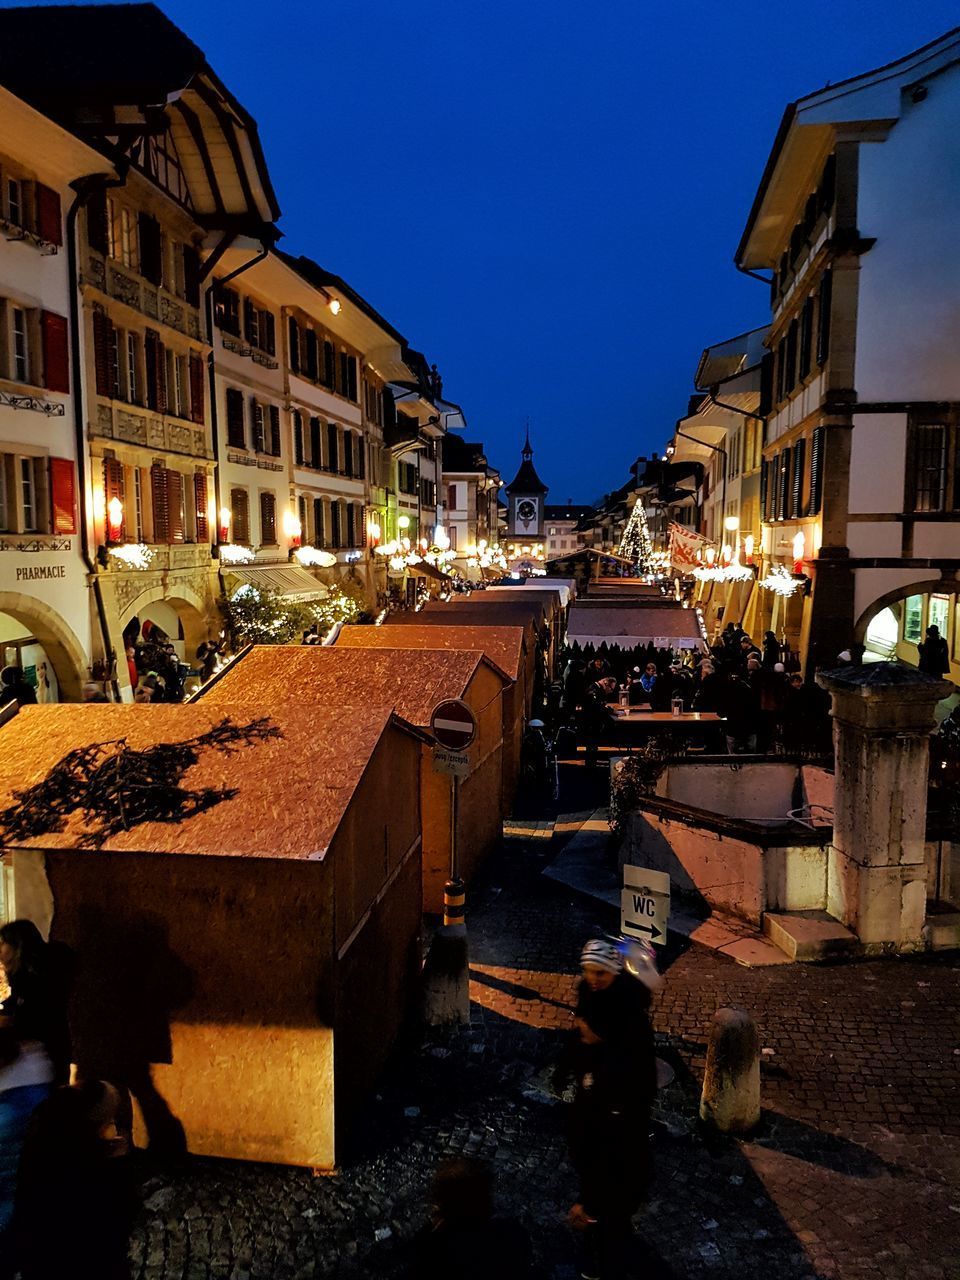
517, 499, 538, 529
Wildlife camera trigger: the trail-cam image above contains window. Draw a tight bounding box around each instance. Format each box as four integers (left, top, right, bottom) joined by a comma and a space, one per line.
799, 295, 814, 381
930, 594, 949, 638
108, 200, 138, 271
913, 424, 947, 512
288, 317, 301, 374
6, 178, 22, 228
310, 417, 322, 469
169, 352, 187, 419
225, 387, 245, 449
126, 333, 139, 404
903, 595, 923, 644
259, 491, 277, 544
20, 458, 37, 530
218, 288, 241, 337
230, 488, 250, 544
808, 426, 825, 516
327, 422, 339, 473
313, 497, 325, 548
293, 411, 304, 466
784, 320, 798, 395
11, 307, 29, 382
133, 467, 144, 541
252, 401, 266, 453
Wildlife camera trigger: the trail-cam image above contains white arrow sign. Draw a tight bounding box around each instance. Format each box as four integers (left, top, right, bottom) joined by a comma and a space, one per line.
621, 864, 670, 946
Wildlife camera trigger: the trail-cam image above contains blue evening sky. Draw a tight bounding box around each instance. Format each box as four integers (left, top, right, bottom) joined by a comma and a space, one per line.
11, 0, 960, 501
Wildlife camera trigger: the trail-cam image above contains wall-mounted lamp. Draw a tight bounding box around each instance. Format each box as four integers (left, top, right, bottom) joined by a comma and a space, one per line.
328, 297, 342, 316
106, 497, 124, 543
724, 515, 740, 532
219, 507, 231, 544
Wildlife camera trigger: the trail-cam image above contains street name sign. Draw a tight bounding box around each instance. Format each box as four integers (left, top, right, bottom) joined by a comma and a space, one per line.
621, 864, 670, 946
430, 698, 477, 750
432, 747, 470, 778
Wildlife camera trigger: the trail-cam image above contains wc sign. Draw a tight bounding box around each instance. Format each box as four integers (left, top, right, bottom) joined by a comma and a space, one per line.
621, 865, 670, 946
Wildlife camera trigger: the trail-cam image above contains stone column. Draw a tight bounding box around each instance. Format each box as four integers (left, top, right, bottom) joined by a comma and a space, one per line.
816, 664, 951, 949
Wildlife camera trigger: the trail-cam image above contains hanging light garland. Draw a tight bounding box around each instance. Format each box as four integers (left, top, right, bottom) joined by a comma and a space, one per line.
108, 543, 156, 571
760, 564, 803, 596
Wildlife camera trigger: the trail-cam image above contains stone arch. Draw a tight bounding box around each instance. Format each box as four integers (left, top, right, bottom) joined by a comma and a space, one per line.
0, 592, 88, 701
853, 577, 952, 646
119, 584, 210, 658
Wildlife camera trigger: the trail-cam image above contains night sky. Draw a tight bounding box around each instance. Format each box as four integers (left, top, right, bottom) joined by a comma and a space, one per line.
11, 0, 960, 501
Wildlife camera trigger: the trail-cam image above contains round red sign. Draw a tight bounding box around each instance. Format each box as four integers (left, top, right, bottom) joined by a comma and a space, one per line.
430, 698, 477, 750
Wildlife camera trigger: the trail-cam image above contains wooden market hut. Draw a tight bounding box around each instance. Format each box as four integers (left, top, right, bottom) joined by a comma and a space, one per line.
203, 646, 507, 912
478, 586, 567, 654
335, 623, 527, 810
0, 701, 424, 1169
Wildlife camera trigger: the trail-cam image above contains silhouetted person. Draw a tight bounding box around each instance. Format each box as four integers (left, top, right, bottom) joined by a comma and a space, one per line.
0, 1027, 54, 1271
0, 921, 71, 1086
918, 625, 950, 677
14, 1080, 136, 1280
410, 1157, 532, 1279
0, 667, 36, 708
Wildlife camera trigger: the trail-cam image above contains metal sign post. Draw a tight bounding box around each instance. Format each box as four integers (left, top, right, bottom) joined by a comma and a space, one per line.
430, 699, 477, 927
621, 864, 671, 945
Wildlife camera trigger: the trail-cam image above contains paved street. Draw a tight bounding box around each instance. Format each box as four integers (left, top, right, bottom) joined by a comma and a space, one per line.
127, 771, 960, 1280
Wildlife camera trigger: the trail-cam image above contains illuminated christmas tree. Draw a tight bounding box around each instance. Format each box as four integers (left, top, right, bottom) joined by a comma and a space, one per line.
618, 500, 653, 572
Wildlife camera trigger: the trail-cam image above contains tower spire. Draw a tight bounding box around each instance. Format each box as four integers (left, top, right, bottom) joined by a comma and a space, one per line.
522, 418, 532, 458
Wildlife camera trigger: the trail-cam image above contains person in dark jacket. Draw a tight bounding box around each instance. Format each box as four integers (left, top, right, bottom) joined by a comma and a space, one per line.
0, 667, 36, 708
918, 625, 950, 677
14, 1079, 136, 1280
0, 922, 71, 1086
564, 940, 657, 1279
761, 631, 780, 669
409, 1157, 532, 1279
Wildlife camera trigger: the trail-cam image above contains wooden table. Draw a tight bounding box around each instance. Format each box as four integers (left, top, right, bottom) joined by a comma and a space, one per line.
608, 710, 723, 725
605, 707, 725, 751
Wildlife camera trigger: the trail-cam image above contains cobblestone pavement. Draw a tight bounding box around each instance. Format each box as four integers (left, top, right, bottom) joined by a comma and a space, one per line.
126, 775, 960, 1280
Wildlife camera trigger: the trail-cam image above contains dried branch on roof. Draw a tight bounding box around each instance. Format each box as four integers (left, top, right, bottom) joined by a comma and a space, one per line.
0, 717, 281, 849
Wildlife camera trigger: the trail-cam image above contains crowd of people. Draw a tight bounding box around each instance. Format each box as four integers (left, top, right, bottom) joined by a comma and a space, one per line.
558, 624, 832, 754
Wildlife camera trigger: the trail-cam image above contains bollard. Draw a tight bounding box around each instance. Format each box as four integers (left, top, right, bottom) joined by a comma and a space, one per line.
443, 878, 465, 928
699, 1006, 760, 1133
422, 923, 470, 1027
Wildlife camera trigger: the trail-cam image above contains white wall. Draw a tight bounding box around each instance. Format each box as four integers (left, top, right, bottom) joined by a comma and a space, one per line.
856, 64, 960, 401
847, 413, 906, 512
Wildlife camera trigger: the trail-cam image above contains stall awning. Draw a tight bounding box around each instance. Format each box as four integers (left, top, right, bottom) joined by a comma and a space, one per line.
224, 565, 329, 602
408, 560, 452, 583
566, 603, 705, 652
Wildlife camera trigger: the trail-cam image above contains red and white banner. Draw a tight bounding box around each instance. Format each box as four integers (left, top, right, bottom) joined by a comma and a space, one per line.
668, 522, 710, 574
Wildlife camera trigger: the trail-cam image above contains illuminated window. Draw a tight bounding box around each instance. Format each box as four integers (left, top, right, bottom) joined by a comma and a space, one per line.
903, 596, 923, 644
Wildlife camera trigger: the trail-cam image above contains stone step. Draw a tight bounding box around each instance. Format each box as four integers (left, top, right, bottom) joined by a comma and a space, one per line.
763, 910, 858, 961
926, 910, 960, 950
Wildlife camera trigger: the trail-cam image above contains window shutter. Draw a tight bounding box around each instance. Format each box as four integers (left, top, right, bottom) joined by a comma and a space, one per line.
167, 470, 185, 543
777, 448, 791, 520
35, 184, 62, 246
151, 462, 170, 543
790, 438, 805, 518
138, 213, 162, 286
305, 329, 319, 381
358, 434, 366, 479
817, 271, 832, 365
260, 491, 277, 544
293, 412, 304, 465
144, 329, 161, 411
189, 351, 205, 424
288, 317, 301, 373
41, 310, 69, 393
269, 404, 281, 457
231, 488, 249, 544
759, 352, 774, 418
252, 400, 265, 453
50, 457, 77, 534
348, 356, 358, 403
225, 387, 245, 448
183, 245, 200, 307
322, 340, 335, 389
338, 351, 348, 396
262, 311, 276, 356
759, 459, 769, 519
327, 422, 339, 472
808, 427, 825, 515
193, 472, 209, 541
344, 432, 354, 478
103, 457, 125, 541
243, 299, 256, 344
330, 501, 341, 549
310, 417, 322, 468
798, 296, 814, 380
93, 309, 111, 396
87, 189, 108, 255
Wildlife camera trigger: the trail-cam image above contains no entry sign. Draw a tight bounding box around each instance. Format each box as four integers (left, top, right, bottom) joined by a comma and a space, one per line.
430, 698, 477, 750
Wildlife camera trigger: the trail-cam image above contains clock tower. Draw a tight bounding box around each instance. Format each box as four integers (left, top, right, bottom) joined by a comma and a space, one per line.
504, 430, 548, 567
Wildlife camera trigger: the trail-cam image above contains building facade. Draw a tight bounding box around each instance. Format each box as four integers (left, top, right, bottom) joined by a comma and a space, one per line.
737, 28, 960, 678
442, 434, 502, 563
503, 433, 548, 570
543, 503, 590, 561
